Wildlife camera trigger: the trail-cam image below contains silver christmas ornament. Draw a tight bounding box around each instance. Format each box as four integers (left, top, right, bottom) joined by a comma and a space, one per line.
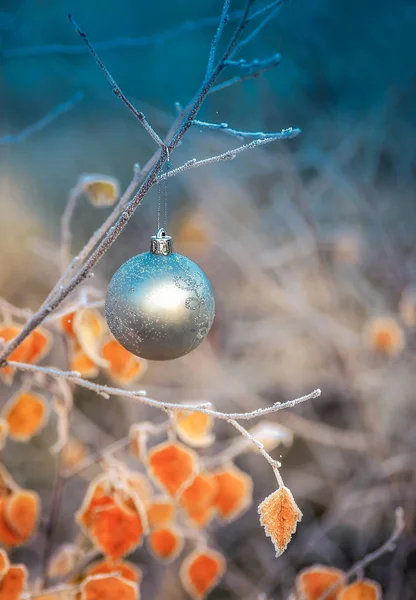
105, 228, 215, 360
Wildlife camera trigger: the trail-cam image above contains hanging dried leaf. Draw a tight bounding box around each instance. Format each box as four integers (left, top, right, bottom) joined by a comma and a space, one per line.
0, 564, 28, 600
173, 408, 214, 448
25, 327, 52, 364
61, 438, 89, 471
59, 311, 76, 337
4, 489, 40, 539
180, 548, 225, 600
258, 486, 302, 557
81, 573, 139, 600
146, 498, 175, 529
148, 526, 184, 563
79, 174, 120, 207
87, 559, 142, 583
180, 473, 217, 528
102, 339, 147, 385
47, 543, 80, 579
73, 308, 108, 368
76, 476, 147, 561
339, 580, 382, 600
147, 441, 198, 498
2, 390, 49, 442
70, 347, 99, 379
0, 499, 25, 547
295, 565, 345, 600
0, 548, 10, 578
0, 325, 33, 384
211, 464, 253, 522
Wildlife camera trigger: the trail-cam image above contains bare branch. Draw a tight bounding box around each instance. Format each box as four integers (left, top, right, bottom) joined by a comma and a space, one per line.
157, 131, 301, 181
210, 53, 281, 94
205, 0, 231, 79
68, 14, 166, 151
193, 119, 294, 140
0, 91, 83, 145
3, 11, 244, 58
237, 0, 289, 53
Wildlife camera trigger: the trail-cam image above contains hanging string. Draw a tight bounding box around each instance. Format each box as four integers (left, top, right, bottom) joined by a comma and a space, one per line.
157, 150, 170, 232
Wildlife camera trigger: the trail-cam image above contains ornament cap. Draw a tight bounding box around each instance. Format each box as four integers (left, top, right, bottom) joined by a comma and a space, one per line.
150, 228, 173, 256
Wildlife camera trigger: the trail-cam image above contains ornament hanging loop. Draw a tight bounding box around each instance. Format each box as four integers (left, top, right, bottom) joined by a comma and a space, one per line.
150, 228, 173, 256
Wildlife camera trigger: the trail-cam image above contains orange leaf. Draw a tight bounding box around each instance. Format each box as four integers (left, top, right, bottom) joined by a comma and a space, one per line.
174, 408, 214, 448
25, 328, 52, 364
0, 499, 26, 547
102, 339, 147, 385
339, 580, 382, 600
59, 311, 76, 337
0, 326, 32, 384
180, 473, 217, 528
146, 498, 175, 529
87, 559, 142, 583
148, 526, 184, 563
147, 442, 198, 498
0, 564, 28, 600
366, 316, 405, 356
180, 548, 225, 600
0, 548, 10, 578
211, 464, 253, 522
70, 348, 99, 379
4, 489, 40, 539
295, 565, 345, 600
2, 390, 49, 442
258, 486, 302, 556
81, 573, 138, 600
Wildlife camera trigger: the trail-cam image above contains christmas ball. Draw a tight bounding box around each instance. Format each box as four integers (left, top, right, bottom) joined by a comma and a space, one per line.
105, 229, 215, 360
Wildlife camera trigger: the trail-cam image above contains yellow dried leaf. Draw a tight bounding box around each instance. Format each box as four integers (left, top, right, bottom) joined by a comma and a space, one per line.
174, 408, 214, 448
339, 580, 382, 600
258, 486, 302, 556
211, 464, 253, 522
79, 174, 120, 207
73, 308, 108, 368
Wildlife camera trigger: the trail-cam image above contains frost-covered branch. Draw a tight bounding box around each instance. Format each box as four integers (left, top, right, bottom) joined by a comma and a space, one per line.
0, 91, 83, 145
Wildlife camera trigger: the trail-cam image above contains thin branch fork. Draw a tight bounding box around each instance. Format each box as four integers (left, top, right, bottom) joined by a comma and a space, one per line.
0, 0, 292, 364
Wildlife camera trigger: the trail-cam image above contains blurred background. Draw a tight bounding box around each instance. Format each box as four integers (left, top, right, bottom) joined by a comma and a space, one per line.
0, 0, 416, 598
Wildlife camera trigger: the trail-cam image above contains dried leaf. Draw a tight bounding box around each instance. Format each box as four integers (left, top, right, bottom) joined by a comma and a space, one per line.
339, 580, 382, 600
0, 564, 28, 600
258, 486, 302, 557
174, 408, 214, 448
2, 390, 49, 442
146, 498, 175, 529
147, 441, 198, 498
180, 548, 225, 600
61, 438, 89, 471
70, 347, 99, 379
125, 472, 152, 507
73, 308, 108, 368
47, 543, 80, 579
0, 548, 10, 578
25, 327, 52, 364
102, 339, 147, 385
211, 464, 253, 522
180, 473, 217, 528
87, 559, 142, 583
81, 573, 139, 600
148, 526, 184, 563
248, 421, 293, 452
295, 565, 345, 600
4, 489, 40, 539
79, 174, 120, 207
0, 325, 33, 384
0, 499, 25, 547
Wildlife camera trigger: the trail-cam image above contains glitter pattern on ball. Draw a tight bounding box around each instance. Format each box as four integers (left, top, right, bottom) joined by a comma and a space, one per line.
105, 230, 215, 361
